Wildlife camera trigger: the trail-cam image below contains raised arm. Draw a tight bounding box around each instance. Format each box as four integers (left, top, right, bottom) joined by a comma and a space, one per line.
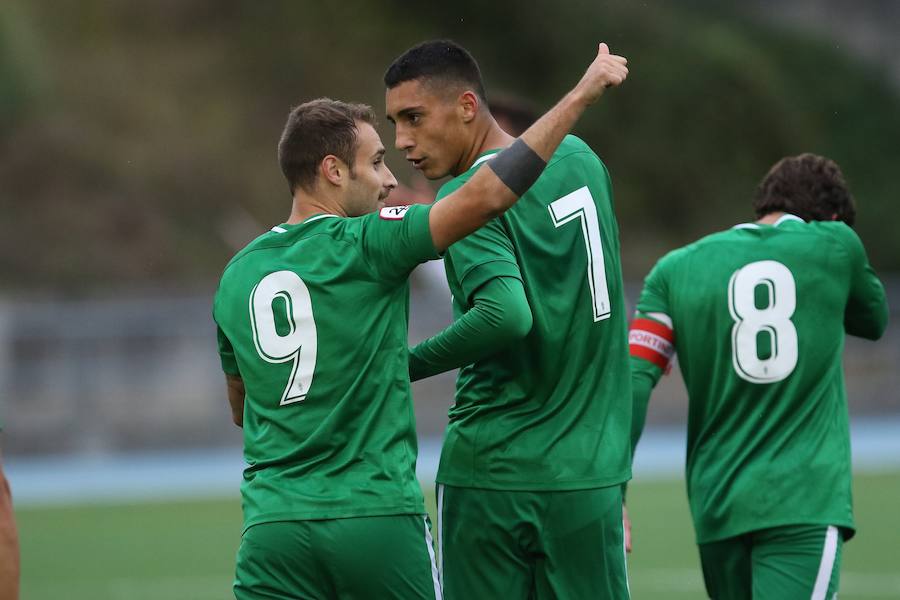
842, 229, 888, 340
428, 42, 628, 251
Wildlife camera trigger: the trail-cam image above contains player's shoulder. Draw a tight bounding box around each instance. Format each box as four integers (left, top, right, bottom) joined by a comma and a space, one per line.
646, 226, 739, 277
220, 228, 277, 273
548, 134, 602, 166
802, 219, 860, 243
666, 227, 735, 261
222, 216, 357, 274
763, 218, 864, 257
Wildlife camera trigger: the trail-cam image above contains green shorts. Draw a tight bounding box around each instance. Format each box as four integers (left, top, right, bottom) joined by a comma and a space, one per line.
437, 484, 629, 600
698, 524, 843, 600
234, 515, 441, 600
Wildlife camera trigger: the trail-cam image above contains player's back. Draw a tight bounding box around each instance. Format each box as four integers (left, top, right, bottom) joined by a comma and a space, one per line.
641, 215, 887, 541
213, 208, 435, 530
436, 135, 631, 490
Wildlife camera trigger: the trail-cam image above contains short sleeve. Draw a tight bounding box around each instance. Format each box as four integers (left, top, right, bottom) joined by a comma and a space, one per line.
635, 253, 674, 319
217, 325, 241, 376
360, 204, 441, 282
446, 218, 522, 305
835, 224, 888, 339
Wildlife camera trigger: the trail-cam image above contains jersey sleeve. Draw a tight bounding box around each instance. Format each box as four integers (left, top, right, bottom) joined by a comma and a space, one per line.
360, 203, 441, 282
631, 255, 677, 372
216, 324, 240, 376
629, 257, 678, 457
408, 276, 532, 381
446, 218, 522, 304
835, 225, 889, 340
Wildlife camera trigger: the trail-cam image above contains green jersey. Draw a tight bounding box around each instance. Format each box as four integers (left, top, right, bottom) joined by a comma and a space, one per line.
434, 135, 632, 491
630, 215, 888, 543
213, 205, 439, 531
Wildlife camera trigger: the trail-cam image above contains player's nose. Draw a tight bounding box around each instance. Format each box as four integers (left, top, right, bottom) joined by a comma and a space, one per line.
384, 167, 398, 190
393, 127, 413, 151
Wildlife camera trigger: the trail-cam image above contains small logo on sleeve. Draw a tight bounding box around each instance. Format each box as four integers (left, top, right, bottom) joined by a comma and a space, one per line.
629, 316, 675, 371
379, 205, 411, 220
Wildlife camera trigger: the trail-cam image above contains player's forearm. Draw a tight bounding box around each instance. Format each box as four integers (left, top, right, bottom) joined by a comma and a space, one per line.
630, 357, 662, 456
450, 84, 605, 218
427, 43, 627, 251
226, 374, 245, 428
409, 277, 532, 381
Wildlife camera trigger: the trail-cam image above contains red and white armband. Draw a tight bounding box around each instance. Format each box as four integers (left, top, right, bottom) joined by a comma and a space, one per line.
628, 314, 675, 371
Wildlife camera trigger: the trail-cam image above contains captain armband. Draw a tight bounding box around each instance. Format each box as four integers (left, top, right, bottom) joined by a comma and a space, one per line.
629, 315, 675, 372
486, 138, 547, 197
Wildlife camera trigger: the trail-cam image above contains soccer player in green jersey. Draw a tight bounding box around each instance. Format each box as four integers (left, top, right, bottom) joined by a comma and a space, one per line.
213, 43, 628, 600
385, 41, 632, 599
628, 154, 889, 599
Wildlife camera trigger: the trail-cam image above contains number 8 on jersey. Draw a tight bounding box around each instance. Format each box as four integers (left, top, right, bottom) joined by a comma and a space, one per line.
728, 260, 798, 384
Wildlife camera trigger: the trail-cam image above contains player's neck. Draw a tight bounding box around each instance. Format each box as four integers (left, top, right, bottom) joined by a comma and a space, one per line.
756, 211, 787, 225
457, 118, 514, 175
286, 190, 347, 224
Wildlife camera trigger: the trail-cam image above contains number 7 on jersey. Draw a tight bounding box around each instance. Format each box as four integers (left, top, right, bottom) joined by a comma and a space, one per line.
549, 186, 612, 321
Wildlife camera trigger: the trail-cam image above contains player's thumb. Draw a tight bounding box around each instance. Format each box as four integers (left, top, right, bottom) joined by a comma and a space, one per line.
598, 42, 610, 55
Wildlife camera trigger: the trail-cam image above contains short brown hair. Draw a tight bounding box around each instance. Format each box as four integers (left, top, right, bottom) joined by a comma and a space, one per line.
753, 154, 856, 226
277, 98, 376, 194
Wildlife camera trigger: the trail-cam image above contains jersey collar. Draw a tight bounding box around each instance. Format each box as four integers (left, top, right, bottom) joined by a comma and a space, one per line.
772, 213, 805, 226
469, 149, 502, 171
271, 213, 339, 233
732, 213, 805, 230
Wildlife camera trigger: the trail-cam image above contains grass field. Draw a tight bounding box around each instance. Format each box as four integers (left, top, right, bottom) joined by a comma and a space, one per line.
16, 471, 900, 599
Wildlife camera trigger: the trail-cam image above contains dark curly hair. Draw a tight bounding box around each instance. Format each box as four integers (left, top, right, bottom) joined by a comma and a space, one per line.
753, 154, 856, 226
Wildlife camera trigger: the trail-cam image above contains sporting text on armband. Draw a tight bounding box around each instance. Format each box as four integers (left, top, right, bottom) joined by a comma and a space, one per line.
629, 317, 675, 370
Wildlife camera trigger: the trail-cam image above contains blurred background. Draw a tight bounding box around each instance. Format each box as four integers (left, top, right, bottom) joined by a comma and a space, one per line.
1, 0, 898, 598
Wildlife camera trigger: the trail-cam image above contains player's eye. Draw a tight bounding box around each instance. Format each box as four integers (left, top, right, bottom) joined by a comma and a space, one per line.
408, 113, 421, 124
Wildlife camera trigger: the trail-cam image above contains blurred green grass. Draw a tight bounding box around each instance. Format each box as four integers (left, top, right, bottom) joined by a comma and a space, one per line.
16, 471, 900, 599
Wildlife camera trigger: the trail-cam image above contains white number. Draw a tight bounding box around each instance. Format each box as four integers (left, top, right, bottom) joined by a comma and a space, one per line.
549, 186, 611, 321
728, 260, 798, 383
249, 270, 318, 405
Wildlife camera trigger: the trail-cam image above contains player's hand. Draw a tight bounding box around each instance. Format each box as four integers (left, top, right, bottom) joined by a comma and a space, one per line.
573, 42, 628, 105
623, 503, 632, 553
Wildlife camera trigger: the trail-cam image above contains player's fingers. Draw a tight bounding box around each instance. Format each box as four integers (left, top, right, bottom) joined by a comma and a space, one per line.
611, 63, 628, 80
605, 67, 627, 87
609, 54, 628, 66
598, 42, 610, 56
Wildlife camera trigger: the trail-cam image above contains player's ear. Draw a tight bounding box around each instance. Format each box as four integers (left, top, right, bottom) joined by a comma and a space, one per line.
458, 90, 479, 123
320, 155, 345, 187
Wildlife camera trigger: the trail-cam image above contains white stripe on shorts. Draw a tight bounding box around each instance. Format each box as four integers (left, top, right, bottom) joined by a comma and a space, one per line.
811, 525, 839, 600
623, 530, 631, 599
423, 515, 443, 600
437, 484, 445, 584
